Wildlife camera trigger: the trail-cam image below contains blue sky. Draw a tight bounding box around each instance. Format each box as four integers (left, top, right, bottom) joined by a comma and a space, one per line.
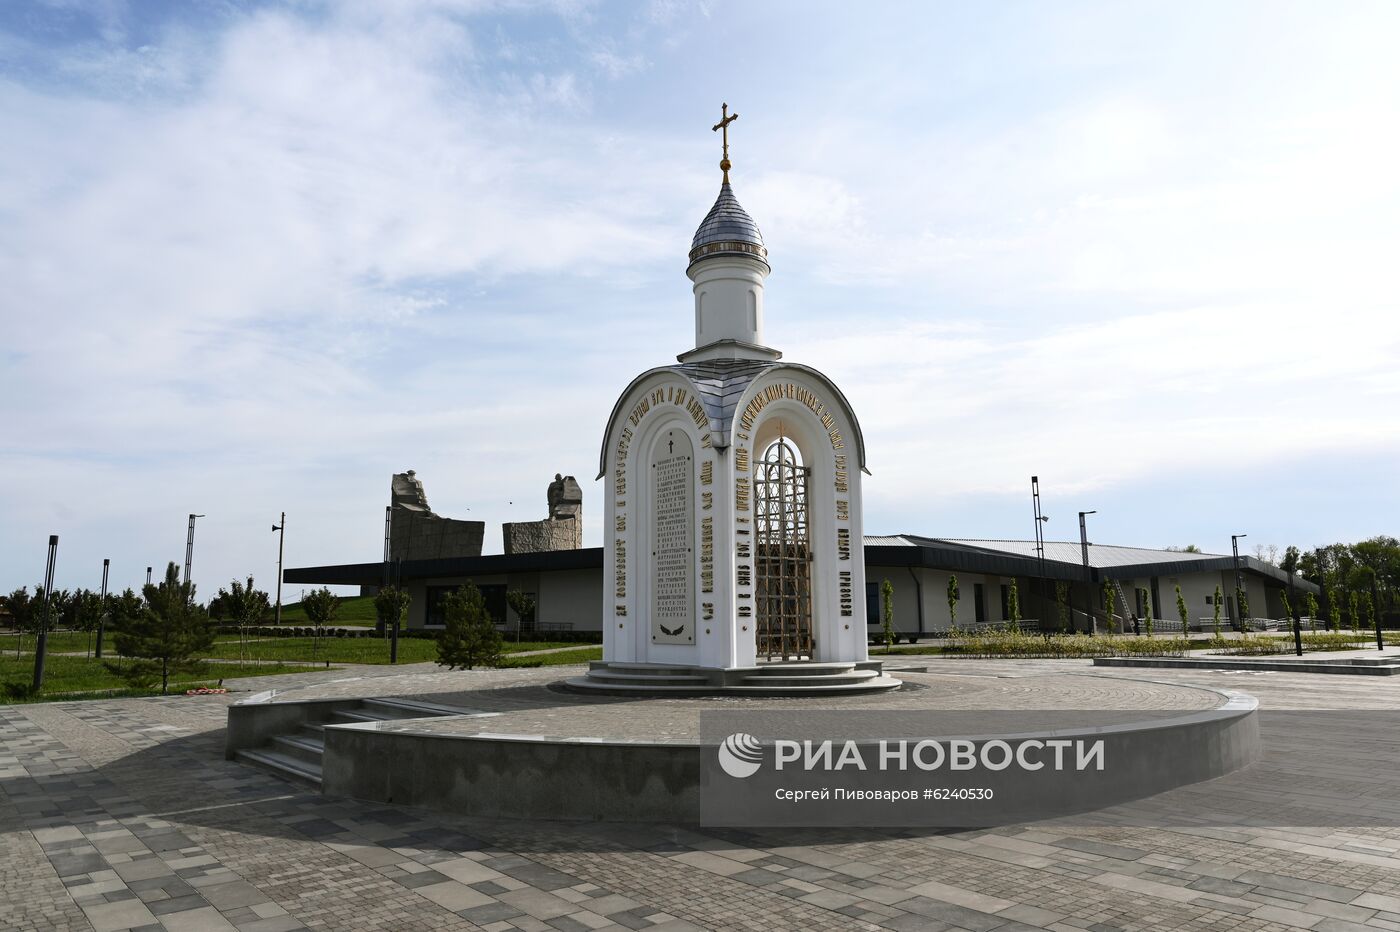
2, 0, 1398, 598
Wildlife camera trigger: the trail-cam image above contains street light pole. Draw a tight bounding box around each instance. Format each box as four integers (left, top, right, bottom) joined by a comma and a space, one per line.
95, 558, 110, 659
1079, 511, 1096, 633
1031, 477, 1049, 626
33, 535, 58, 692
1231, 533, 1247, 631
271, 513, 285, 625
183, 514, 206, 589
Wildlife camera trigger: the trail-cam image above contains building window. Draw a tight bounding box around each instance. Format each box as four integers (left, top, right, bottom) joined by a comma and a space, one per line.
426, 583, 507, 628
999, 584, 1010, 620
974, 583, 986, 622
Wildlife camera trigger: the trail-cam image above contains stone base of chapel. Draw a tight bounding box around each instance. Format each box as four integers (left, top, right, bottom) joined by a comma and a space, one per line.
562, 659, 902, 696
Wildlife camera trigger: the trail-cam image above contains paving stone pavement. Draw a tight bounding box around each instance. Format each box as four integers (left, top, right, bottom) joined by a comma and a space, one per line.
3, 658, 1400, 931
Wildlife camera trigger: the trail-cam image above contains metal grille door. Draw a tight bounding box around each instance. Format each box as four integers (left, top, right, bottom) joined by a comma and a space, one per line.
754, 439, 813, 660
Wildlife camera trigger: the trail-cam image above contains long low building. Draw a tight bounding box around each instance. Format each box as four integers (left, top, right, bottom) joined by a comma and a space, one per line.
285, 537, 1318, 638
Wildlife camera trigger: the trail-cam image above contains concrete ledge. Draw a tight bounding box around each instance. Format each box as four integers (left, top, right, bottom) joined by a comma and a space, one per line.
314, 693, 1258, 824
1094, 656, 1400, 675
322, 727, 699, 821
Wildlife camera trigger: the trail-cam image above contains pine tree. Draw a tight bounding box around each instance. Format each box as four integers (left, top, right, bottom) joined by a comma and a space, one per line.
436, 583, 502, 670
106, 564, 213, 694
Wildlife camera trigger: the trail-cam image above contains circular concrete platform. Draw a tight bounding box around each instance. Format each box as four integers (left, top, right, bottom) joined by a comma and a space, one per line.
562, 659, 903, 696
227, 666, 1259, 824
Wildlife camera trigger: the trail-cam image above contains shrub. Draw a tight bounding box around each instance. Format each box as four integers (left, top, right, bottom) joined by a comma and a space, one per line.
436, 583, 502, 670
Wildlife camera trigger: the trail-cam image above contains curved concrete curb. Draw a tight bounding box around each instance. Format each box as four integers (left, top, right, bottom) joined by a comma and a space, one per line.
222, 687, 1260, 824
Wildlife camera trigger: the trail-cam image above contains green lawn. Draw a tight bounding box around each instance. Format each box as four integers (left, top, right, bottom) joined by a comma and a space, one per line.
497, 646, 602, 667
0, 654, 313, 704
1, 631, 579, 666
263, 594, 379, 626
202, 636, 579, 665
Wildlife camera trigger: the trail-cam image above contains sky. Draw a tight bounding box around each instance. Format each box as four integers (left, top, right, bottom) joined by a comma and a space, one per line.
2, 0, 1398, 599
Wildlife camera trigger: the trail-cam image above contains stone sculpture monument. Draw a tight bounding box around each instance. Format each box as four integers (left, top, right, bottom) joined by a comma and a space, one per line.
387, 469, 484, 562
503, 473, 584, 554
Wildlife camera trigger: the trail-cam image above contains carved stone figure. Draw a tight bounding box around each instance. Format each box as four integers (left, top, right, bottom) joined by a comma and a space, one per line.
504, 473, 583, 554
388, 469, 484, 562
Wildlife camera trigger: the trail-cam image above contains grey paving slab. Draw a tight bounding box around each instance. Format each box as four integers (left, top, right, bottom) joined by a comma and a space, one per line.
6, 659, 1400, 932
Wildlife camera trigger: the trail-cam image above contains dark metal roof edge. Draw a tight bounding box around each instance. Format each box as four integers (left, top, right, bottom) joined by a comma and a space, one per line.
286, 548, 606, 586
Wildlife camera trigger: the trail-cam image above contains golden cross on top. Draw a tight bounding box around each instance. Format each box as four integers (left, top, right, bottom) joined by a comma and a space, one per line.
712, 102, 738, 183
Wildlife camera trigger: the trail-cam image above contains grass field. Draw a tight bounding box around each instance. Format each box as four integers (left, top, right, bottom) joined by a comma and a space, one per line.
497, 646, 602, 667
202, 636, 577, 665
3, 629, 593, 668
270, 594, 378, 626
0, 653, 312, 704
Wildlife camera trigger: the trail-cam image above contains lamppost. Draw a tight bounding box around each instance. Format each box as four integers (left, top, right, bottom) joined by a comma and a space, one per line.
1231, 533, 1247, 630
33, 535, 58, 691
95, 558, 110, 659
183, 514, 206, 588
1031, 477, 1049, 626
1079, 511, 1096, 633
146, 566, 152, 586
271, 513, 286, 625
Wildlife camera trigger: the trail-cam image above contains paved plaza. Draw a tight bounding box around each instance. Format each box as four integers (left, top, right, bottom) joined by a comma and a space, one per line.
4, 659, 1400, 932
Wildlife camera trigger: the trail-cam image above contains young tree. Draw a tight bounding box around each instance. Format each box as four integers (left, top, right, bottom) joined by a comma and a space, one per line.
1175, 585, 1189, 638
1055, 581, 1070, 634
1327, 585, 1343, 632
1007, 578, 1021, 633
71, 589, 105, 658
5, 588, 33, 657
1102, 580, 1116, 634
946, 575, 959, 634
880, 578, 895, 650
436, 583, 502, 670
1212, 584, 1223, 638
106, 564, 214, 694
506, 590, 537, 642
1362, 591, 1376, 635
1144, 591, 1155, 638
374, 585, 411, 637
300, 587, 339, 661
1305, 592, 1319, 631
1236, 586, 1250, 628
214, 577, 271, 667
1350, 590, 1362, 636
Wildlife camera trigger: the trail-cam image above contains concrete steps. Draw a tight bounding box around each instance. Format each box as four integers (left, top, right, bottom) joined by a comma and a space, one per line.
566, 659, 902, 696
235, 698, 460, 788
234, 747, 323, 789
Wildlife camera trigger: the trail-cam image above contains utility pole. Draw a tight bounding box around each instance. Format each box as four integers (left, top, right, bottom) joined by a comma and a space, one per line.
95, 558, 110, 659
33, 535, 58, 692
271, 513, 286, 625
1079, 511, 1096, 633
